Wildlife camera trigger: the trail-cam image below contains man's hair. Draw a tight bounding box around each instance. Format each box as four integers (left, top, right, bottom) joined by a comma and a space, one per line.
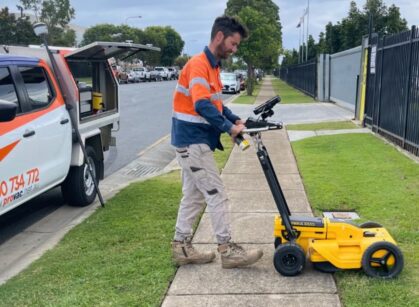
210, 15, 249, 41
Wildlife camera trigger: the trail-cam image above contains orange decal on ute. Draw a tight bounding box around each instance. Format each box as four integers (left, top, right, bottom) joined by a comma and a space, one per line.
0, 140, 20, 162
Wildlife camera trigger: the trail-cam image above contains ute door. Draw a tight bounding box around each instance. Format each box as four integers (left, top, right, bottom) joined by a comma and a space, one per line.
0, 60, 71, 215
16, 62, 72, 199
0, 61, 71, 215
0, 65, 28, 215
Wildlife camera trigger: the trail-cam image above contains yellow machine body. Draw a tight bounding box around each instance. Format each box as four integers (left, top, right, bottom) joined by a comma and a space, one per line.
274, 215, 397, 269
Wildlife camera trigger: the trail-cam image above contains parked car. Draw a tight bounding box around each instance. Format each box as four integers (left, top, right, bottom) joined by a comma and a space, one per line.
154, 66, 170, 80
168, 67, 178, 79
127, 70, 140, 83
149, 68, 162, 81
220, 72, 240, 94
133, 67, 150, 81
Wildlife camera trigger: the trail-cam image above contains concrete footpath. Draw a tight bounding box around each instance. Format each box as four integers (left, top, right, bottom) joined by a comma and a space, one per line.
162, 77, 342, 307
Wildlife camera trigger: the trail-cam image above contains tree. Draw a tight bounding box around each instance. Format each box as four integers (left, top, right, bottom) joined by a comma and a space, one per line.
317, 32, 327, 54
81, 24, 142, 46
20, 0, 76, 46
325, 22, 342, 53
20, 0, 42, 21
281, 49, 299, 66
81, 24, 184, 66
174, 55, 190, 69
340, 2, 363, 50
160, 27, 184, 66
307, 35, 317, 60
317, 0, 408, 55
225, 0, 282, 95
385, 4, 408, 34
0, 6, 39, 45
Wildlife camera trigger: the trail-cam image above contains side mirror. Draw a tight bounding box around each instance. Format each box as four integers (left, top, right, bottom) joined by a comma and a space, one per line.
0, 99, 17, 122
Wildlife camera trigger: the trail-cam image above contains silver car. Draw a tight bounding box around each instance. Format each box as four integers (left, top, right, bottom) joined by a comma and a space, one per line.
220, 72, 240, 94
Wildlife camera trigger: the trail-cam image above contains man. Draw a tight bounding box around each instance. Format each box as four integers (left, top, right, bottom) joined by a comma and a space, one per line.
171, 15, 263, 269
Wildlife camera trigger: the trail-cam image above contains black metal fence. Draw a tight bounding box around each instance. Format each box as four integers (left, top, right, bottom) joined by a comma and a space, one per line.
279, 59, 317, 97
365, 26, 419, 156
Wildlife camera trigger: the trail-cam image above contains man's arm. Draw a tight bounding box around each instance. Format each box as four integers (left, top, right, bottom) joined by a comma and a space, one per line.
195, 99, 233, 133
223, 105, 245, 125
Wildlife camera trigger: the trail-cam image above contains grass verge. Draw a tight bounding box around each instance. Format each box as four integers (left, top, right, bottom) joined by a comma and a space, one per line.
286, 121, 359, 131
291, 133, 419, 307
271, 78, 315, 104
0, 135, 233, 306
233, 82, 262, 104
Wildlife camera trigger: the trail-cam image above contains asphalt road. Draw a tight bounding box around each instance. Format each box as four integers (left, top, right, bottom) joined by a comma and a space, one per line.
104, 80, 176, 176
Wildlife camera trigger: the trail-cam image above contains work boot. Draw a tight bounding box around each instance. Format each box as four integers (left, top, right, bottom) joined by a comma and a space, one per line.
218, 242, 263, 269
172, 238, 216, 266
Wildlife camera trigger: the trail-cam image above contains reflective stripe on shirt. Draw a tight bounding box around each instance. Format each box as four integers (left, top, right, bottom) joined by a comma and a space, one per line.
189, 77, 210, 90
176, 84, 190, 96
173, 111, 210, 125
210, 92, 222, 102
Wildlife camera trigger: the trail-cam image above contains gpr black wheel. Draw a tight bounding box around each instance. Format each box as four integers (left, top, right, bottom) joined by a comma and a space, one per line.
360, 221, 383, 228
273, 242, 305, 276
362, 241, 404, 278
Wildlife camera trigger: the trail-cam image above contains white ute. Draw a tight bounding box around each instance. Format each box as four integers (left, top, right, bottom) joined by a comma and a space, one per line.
0, 39, 159, 216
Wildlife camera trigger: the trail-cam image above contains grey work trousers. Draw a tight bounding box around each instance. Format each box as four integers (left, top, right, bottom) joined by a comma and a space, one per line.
174, 143, 231, 244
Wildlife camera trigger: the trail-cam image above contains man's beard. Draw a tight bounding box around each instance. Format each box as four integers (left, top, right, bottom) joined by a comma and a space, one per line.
215, 40, 231, 60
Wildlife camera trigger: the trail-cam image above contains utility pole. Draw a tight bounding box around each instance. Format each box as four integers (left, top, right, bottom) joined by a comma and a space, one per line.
306, 0, 310, 61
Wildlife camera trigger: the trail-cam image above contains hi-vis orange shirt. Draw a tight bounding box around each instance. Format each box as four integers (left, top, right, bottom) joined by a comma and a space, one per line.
171, 47, 240, 151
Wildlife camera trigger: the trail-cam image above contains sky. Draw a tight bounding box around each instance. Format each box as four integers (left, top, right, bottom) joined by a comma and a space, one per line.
2, 0, 418, 55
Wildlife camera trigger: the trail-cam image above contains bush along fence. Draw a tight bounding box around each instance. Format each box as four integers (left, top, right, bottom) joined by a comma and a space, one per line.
365, 26, 419, 157
279, 58, 317, 98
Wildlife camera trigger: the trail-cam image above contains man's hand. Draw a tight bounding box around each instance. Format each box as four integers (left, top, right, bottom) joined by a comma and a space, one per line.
235, 119, 246, 126
230, 123, 245, 138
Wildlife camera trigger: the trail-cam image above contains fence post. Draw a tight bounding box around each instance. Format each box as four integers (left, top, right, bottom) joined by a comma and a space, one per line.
375, 36, 385, 133
402, 26, 416, 148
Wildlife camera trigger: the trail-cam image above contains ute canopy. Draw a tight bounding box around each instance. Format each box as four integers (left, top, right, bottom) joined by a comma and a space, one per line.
65, 42, 160, 61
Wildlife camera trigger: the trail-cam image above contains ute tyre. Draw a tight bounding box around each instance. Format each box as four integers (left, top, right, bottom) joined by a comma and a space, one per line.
360, 221, 383, 228
273, 242, 305, 276
62, 146, 100, 207
362, 241, 404, 279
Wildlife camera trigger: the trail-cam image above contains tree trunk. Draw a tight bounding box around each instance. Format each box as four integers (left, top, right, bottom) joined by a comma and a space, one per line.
246, 64, 254, 96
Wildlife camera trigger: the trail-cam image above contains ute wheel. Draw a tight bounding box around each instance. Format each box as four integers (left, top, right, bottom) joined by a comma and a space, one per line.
273, 242, 305, 276
62, 146, 100, 206
362, 241, 404, 279
274, 237, 282, 249
360, 221, 383, 228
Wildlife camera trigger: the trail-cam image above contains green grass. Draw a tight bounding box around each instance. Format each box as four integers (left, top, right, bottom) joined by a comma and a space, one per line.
272, 78, 315, 104
292, 134, 419, 307
286, 121, 359, 131
75, 77, 92, 85
0, 135, 233, 306
233, 82, 262, 104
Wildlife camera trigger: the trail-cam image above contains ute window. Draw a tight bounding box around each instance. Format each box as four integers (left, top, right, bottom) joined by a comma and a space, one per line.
0, 67, 21, 114
19, 66, 54, 110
